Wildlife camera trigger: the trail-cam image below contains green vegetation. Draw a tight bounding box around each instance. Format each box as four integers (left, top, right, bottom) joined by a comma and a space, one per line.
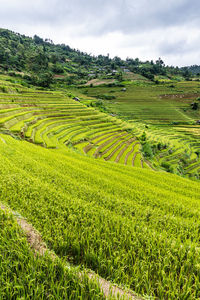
0, 134, 200, 299
0, 28, 186, 88
0, 74, 147, 169
79, 79, 200, 179
0, 210, 105, 299
1, 28, 200, 300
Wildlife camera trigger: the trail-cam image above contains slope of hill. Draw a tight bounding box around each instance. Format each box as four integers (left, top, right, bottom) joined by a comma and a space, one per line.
0, 28, 184, 87
0, 209, 105, 299
79, 78, 200, 179
1, 28, 200, 299
0, 73, 199, 176
0, 131, 200, 299
0, 74, 147, 168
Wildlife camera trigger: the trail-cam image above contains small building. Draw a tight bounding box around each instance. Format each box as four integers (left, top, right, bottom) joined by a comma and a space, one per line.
73, 97, 80, 102
120, 66, 130, 73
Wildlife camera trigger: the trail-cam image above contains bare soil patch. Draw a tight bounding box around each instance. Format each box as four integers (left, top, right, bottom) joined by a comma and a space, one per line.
85, 79, 115, 86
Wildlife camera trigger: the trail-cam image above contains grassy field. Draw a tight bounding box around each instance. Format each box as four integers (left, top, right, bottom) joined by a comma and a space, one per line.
1, 74, 200, 299
0, 209, 105, 299
79, 80, 200, 124
0, 133, 200, 299
78, 78, 200, 179
0, 74, 148, 170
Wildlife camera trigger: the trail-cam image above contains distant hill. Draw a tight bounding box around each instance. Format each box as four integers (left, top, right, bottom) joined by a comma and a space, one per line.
0, 28, 184, 87
182, 65, 200, 75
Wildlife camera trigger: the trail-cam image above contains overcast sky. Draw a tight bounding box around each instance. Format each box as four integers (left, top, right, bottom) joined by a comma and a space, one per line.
0, 0, 200, 66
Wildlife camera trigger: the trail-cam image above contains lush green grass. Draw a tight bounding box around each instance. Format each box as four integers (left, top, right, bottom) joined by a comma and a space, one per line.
0, 209, 105, 299
78, 80, 200, 179
0, 134, 200, 299
0, 76, 145, 170
79, 80, 200, 124
1, 74, 200, 298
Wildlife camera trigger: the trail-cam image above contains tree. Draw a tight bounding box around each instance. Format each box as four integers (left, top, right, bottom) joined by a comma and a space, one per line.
33, 35, 44, 45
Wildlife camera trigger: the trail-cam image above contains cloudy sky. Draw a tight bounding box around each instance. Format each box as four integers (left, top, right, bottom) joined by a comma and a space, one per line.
0, 0, 200, 66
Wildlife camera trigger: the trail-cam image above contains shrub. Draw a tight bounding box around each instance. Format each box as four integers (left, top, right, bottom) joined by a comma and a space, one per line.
161, 161, 174, 173
142, 142, 153, 159
0, 86, 7, 93
140, 131, 146, 141
97, 94, 116, 100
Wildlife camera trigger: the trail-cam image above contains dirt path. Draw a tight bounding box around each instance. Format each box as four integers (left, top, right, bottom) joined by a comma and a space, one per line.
104, 136, 134, 161
83, 143, 94, 154
141, 160, 144, 168
144, 160, 156, 171
0, 203, 142, 300
91, 131, 120, 145
85, 79, 115, 86
0, 136, 6, 143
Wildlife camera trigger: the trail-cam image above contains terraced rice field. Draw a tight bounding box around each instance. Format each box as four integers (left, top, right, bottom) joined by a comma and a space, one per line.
81, 80, 200, 124
1, 76, 200, 178
0, 133, 200, 299
1, 76, 200, 299
79, 80, 200, 179
0, 80, 146, 169
0, 209, 105, 299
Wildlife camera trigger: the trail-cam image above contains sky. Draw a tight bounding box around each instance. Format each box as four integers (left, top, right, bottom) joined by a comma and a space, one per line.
0, 0, 200, 67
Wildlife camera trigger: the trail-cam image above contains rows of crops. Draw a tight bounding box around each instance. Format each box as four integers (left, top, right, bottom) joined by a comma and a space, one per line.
80, 81, 198, 124
0, 209, 106, 299
0, 78, 146, 169
1, 76, 200, 176
0, 134, 200, 298
126, 120, 200, 178
79, 80, 200, 178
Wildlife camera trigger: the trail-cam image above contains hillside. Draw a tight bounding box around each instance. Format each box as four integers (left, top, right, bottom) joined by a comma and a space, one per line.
1, 130, 200, 299
78, 78, 200, 179
0, 28, 185, 87
0, 28, 200, 299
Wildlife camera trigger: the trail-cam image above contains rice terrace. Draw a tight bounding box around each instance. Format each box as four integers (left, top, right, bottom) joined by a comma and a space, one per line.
0, 28, 200, 299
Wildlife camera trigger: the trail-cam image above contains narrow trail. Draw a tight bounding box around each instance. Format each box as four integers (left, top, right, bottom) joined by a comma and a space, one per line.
83, 143, 94, 153
104, 141, 125, 161
0, 136, 6, 143
115, 138, 136, 163
141, 160, 144, 168
115, 143, 130, 163
0, 203, 142, 300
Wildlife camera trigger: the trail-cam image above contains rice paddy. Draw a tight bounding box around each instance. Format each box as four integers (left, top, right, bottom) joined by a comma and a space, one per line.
1, 74, 200, 299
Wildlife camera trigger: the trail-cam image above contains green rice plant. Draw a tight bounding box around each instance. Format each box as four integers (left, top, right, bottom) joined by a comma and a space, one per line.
0, 134, 200, 298
0, 210, 105, 299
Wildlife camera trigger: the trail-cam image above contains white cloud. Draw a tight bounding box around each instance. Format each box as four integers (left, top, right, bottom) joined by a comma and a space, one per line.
0, 0, 200, 66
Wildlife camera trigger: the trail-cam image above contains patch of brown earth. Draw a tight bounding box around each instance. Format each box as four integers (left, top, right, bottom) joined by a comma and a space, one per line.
85, 79, 115, 86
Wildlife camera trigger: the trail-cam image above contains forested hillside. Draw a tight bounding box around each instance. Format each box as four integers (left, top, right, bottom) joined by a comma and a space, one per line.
0, 28, 185, 87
